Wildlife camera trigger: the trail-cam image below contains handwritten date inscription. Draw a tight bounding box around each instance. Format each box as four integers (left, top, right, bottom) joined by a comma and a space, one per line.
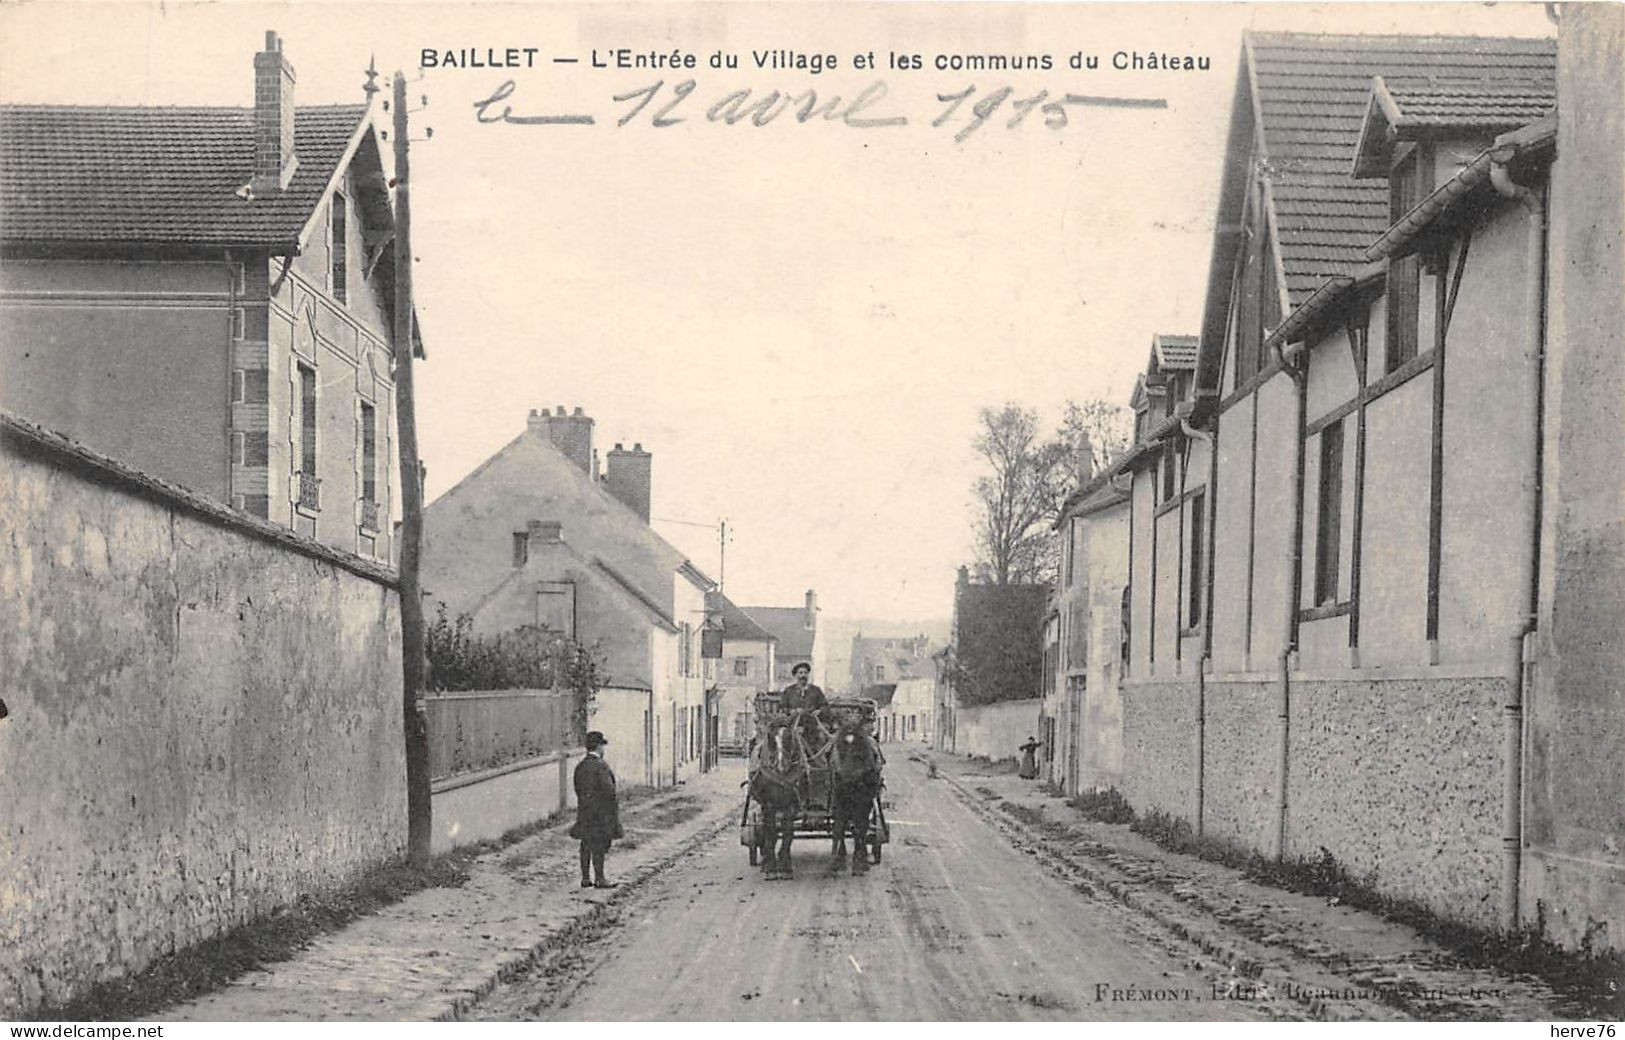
473, 79, 1166, 141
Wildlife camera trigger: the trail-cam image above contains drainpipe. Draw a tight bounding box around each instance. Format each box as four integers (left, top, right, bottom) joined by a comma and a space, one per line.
1490, 155, 1547, 933
1269, 342, 1308, 860
1182, 417, 1214, 834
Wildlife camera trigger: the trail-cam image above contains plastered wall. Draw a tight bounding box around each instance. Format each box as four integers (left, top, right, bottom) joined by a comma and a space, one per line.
0, 424, 405, 1016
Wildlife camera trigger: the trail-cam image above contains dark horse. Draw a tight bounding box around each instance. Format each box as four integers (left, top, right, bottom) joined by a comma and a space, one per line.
749, 715, 804, 880
828, 719, 883, 876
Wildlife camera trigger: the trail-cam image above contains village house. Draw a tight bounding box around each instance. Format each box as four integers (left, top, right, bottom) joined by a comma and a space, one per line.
1098, 28, 1621, 952
707, 588, 777, 748
849, 633, 935, 689
420, 407, 715, 787
0, 32, 412, 562
741, 590, 824, 687
1046, 454, 1132, 797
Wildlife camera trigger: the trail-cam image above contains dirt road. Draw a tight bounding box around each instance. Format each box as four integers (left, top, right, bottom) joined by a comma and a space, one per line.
466, 755, 1295, 1021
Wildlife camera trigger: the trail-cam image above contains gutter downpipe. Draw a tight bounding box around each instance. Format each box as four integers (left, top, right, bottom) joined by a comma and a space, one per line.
1269, 339, 1308, 861
1182, 416, 1215, 835
1490, 155, 1546, 933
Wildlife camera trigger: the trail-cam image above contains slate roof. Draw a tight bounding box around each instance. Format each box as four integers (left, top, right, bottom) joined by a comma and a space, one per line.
0, 103, 370, 247
743, 606, 815, 660
707, 590, 778, 644
1152, 333, 1199, 371
1247, 32, 1556, 306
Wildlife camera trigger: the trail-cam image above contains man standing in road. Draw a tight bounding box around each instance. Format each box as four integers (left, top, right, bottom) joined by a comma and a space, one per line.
570, 731, 623, 889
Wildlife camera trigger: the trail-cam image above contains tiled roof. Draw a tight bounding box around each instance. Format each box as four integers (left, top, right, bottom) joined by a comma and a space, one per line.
707, 590, 777, 644
1247, 32, 1556, 306
0, 103, 369, 247
742, 606, 815, 660
1383, 81, 1555, 129
1152, 333, 1199, 371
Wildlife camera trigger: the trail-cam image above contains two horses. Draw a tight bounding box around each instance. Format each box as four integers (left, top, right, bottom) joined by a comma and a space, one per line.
747, 711, 883, 880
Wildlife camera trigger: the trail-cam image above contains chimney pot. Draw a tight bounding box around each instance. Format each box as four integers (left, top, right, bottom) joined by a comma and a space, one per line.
556, 404, 566, 414
632, 442, 644, 452
574, 406, 585, 416
613, 442, 625, 451
603, 440, 652, 522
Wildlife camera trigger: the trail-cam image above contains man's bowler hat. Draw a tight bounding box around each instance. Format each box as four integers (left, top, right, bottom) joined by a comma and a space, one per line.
585, 731, 608, 749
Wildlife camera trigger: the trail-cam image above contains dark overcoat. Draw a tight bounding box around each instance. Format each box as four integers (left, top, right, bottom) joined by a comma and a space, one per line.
779, 682, 828, 715
570, 753, 623, 850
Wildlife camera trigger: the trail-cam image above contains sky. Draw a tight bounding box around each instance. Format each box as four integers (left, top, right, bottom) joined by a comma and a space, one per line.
0, 1, 1555, 623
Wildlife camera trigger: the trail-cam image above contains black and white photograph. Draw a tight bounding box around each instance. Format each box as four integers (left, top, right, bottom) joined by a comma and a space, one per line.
1, 0, 1621, 1026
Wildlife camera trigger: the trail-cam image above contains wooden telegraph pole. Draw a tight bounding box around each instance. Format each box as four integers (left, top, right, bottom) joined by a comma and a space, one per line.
391, 71, 433, 865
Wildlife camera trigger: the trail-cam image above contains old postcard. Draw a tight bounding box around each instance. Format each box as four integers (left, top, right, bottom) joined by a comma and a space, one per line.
1, 0, 1621, 1025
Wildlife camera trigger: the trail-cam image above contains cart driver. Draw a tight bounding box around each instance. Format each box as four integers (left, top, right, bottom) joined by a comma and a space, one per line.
780, 663, 829, 746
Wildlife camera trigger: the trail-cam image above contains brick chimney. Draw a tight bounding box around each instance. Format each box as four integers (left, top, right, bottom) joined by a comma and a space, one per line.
804, 588, 817, 631
526, 406, 595, 474
251, 31, 298, 195
604, 442, 652, 522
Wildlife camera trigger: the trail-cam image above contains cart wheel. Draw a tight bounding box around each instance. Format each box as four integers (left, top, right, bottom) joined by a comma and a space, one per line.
749, 844, 760, 866
870, 841, 882, 864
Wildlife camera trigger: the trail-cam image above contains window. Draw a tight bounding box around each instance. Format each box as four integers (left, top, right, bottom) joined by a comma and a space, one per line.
734, 657, 750, 677
1386, 150, 1424, 373
360, 402, 377, 504
875, 664, 885, 680
1314, 421, 1345, 605
679, 623, 693, 677
1161, 442, 1178, 502
1187, 491, 1206, 627
536, 582, 575, 637
512, 531, 528, 568
330, 193, 348, 304
296, 363, 317, 476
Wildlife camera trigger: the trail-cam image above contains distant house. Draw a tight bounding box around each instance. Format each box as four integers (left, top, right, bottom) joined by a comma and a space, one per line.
849, 633, 935, 689
0, 32, 415, 561
707, 589, 777, 745
741, 591, 823, 686
420, 407, 715, 787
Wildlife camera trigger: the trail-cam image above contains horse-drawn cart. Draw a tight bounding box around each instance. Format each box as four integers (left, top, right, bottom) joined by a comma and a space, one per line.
740, 694, 889, 875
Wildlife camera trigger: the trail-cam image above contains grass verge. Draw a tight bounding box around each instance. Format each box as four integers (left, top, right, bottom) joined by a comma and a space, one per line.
1126, 807, 1625, 1019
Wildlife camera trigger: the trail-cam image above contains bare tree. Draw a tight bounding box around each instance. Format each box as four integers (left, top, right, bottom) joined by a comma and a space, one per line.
1057, 398, 1133, 483
969, 398, 1135, 587
971, 404, 1067, 586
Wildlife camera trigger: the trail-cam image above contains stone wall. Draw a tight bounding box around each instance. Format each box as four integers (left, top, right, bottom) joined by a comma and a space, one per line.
952, 697, 1043, 763
1121, 668, 1507, 930
0, 417, 406, 1016
1120, 680, 1199, 823
1287, 676, 1503, 929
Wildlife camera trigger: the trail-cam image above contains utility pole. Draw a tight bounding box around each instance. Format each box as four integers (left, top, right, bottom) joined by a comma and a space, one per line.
391, 71, 432, 865
719, 517, 727, 592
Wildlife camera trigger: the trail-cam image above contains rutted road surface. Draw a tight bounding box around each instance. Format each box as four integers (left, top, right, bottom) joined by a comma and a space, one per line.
463, 756, 1294, 1021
